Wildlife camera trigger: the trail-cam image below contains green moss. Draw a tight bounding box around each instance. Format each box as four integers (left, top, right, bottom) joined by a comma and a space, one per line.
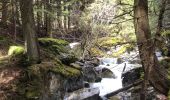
8, 46, 25, 56
29, 60, 81, 79
97, 37, 123, 48
16, 58, 81, 99
112, 46, 126, 57
51, 63, 81, 78
90, 47, 105, 56
38, 38, 69, 46
38, 38, 69, 56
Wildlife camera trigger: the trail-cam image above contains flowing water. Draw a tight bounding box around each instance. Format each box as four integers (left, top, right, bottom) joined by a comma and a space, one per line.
90, 57, 142, 97
67, 43, 162, 99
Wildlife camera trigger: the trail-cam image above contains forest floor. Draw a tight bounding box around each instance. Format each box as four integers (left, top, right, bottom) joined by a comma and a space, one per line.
0, 65, 23, 100
0, 35, 24, 100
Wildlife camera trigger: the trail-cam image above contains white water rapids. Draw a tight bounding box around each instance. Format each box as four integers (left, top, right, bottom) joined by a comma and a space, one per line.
91, 58, 142, 96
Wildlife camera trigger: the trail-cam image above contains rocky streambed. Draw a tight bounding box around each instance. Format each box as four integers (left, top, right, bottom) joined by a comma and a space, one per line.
64, 51, 167, 100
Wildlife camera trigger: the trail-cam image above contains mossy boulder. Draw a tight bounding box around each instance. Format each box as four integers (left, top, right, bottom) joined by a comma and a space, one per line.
38, 38, 78, 65
17, 61, 83, 99
97, 37, 123, 49
38, 38, 69, 55
8, 46, 25, 56
38, 38, 69, 46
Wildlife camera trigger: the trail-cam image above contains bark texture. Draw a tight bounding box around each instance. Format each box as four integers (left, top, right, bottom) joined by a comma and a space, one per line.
134, 0, 169, 98
20, 0, 40, 63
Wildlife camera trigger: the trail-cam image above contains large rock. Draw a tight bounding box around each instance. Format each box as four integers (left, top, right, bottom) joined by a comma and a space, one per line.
82, 66, 102, 82
38, 38, 78, 65
121, 67, 143, 87
95, 67, 116, 78
17, 61, 84, 100
101, 68, 116, 78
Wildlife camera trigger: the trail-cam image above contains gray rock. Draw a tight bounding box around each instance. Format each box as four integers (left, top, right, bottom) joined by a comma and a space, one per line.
121, 67, 143, 87
94, 67, 116, 79
101, 68, 116, 78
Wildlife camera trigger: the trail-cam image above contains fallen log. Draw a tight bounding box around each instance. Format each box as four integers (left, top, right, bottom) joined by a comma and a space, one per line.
104, 79, 143, 98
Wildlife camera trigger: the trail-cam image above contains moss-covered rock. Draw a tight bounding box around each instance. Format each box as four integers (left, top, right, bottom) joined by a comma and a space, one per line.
38, 38, 69, 46
39, 38, 68, 55
97, 37, 123, 49
16, 60, 83, 100
8, 46, 25, 56
58, 53, 78, 65
39, 38, 78, 65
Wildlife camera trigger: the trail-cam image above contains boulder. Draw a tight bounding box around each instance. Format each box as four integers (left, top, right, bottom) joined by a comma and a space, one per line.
17, 61, 84, 100
101, 68, 116, 78
94, 67, 115, 78
82, 66, 101, 82
38, 38, 78, 65
59, 53, 78, 65
121, 67, 143, 87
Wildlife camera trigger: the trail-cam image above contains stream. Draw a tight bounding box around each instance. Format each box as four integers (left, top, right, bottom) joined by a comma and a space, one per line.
65, 43, 162, 100
65, 54, 142, 100
90, 57, 142, 97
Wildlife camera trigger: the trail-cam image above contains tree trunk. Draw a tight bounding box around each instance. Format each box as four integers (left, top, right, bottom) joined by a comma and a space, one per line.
64, 0, 67, 30
57, 0, 62, 28
1, 0, 8, 27
37, 0, 42, 36
46, 0, 52, 37
11, 0, 17, 41
162, 0, 170, 57
134, 0, 169, 99
68, 2, 71, 30
20, 0, 40, 64
15, 0, 21, 26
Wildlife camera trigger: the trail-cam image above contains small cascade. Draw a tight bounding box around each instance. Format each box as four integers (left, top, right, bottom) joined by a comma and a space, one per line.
91, 57, 142, 99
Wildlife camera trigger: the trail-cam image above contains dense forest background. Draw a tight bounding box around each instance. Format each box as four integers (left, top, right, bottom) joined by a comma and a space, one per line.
0, 0, 170, 100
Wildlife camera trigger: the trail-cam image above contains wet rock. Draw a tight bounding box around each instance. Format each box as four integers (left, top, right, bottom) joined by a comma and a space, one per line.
64, 88, 100, 100
117, 58, 123, 64
101, 68, 116, 78
95, 67, 116, 79
82, 66, 101, 82
84, 82, 90, 88
121, 67, 143, 87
